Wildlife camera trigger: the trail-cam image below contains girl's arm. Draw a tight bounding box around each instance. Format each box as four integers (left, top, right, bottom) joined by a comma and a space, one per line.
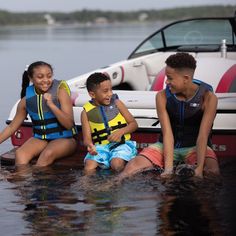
195, 91, 218, 178
0, 98, 27, 144
108, 99, 138, 142
156, 90, 174, 176
44, 87, 75, 130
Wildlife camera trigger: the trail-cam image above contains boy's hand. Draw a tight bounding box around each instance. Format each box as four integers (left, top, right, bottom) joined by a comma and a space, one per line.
87, 144, 97, 155
107, 129, 123, 142
194, 166, 203, 178
160, 168, 173, 178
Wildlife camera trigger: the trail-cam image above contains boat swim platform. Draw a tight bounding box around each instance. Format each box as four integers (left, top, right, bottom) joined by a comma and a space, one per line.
0, 148, 85, 168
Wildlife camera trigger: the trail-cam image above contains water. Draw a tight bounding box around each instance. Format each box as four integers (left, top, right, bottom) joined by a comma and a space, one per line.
1, 162, 236, 235
0, 23, 236, 235
0, 22, 159, 153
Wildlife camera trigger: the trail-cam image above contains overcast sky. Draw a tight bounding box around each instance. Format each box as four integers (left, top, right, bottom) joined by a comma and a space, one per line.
0, 0, 235, 12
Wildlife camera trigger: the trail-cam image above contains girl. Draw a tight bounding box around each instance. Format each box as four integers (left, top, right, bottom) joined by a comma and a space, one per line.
0, 61, 77, 166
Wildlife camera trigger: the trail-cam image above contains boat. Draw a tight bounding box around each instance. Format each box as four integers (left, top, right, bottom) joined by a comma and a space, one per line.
1, 15, 236, 166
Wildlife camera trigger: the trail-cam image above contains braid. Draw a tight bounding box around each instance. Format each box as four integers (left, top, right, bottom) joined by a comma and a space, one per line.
20, 70, 30, 98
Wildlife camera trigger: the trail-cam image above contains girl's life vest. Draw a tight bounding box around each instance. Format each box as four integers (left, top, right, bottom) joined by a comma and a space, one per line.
159, 79, 213, 148
83, 94, 131, 145
26, 79, 77, 140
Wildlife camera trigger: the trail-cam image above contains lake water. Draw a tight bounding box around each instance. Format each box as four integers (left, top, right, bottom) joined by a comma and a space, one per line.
0, 22, 160, 154
0, 23, 236, 235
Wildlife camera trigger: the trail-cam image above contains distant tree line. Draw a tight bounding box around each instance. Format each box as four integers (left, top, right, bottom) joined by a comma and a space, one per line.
0, 5, 235, 26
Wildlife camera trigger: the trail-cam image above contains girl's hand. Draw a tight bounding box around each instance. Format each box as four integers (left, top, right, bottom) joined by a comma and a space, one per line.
43, 93, 53, 105
87, 144, 97, 155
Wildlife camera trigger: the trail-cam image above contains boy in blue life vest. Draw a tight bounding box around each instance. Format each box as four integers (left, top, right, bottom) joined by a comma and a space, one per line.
0, 61, 77, 166
81, 72, 138, 174
119, 52, 220, 179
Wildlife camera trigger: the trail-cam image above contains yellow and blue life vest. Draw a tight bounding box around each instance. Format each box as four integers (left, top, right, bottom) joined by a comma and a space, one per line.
83, 94, 130, 145
26, 79, 77, 140
159, 79, 213, 148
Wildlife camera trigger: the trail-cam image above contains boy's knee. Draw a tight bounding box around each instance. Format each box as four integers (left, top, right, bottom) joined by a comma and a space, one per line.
204, 157, 220, 176
84, 160, 98, 171
205, 166, 220, 176
110, 158, 125, 172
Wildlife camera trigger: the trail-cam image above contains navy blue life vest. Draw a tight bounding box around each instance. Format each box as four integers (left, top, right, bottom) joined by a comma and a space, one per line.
26, 79, 77, 140
159, 79, 213, 148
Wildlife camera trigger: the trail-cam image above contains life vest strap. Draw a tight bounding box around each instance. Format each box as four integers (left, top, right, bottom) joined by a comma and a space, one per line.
111, 123, 127, 130
91, 123, 127, 137
91, 128, 109, 137
109, 136, 125, 150
93, 135, 108, 144
33, 126, 66, 135
31, 117, 58, 126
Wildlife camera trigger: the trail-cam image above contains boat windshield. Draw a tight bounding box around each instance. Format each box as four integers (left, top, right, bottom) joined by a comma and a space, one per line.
129, 18, 236, 59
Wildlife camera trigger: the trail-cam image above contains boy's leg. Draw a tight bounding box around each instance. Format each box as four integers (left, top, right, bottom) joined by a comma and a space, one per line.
83, 144, 110, 174
109, 141, 137, 172
84, 159, 99, 175
119, 155, 154, 179
204, 157, 220, 175
110, 158, 126, 172
119, 143, 164, 179
185, 146, 220, 175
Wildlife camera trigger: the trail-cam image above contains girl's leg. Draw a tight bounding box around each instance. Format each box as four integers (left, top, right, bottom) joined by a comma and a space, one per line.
15, 137, 48, 165
36, 138, 77, 167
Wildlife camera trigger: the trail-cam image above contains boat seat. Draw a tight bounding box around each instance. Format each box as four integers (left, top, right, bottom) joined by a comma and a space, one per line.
215, 64, 236, 92
149, 67, 166, 91
141, 53, 172, 90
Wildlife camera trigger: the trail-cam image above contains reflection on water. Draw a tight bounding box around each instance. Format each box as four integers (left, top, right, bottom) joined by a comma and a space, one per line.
0, 23, 163, 42
0, 157, 235, 235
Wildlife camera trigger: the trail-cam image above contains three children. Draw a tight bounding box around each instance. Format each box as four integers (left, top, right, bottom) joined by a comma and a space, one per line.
0, 53, 220, 178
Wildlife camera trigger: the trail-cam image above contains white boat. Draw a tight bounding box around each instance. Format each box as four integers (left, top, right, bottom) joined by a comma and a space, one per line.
1, 16, 236, 165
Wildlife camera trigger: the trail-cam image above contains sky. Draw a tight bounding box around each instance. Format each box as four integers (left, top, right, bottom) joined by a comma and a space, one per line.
0, 0, 235, 12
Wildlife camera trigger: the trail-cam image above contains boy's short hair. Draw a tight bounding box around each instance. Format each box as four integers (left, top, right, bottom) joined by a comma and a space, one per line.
165, 52, 196, 70
86, 72, 110, 92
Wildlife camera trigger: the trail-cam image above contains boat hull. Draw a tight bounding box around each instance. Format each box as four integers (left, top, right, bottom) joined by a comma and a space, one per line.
1, 125, 235, 166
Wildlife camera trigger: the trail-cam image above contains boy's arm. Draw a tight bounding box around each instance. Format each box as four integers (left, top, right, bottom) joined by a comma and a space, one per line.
81, 110, 97, 155
195, 91, 218, 178
108, 99, 138, 143
156, 90, 174, 176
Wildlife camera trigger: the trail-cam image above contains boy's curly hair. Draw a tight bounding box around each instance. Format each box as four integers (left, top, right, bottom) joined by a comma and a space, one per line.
165, 52, 196, 70
86, 72, 110, 92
